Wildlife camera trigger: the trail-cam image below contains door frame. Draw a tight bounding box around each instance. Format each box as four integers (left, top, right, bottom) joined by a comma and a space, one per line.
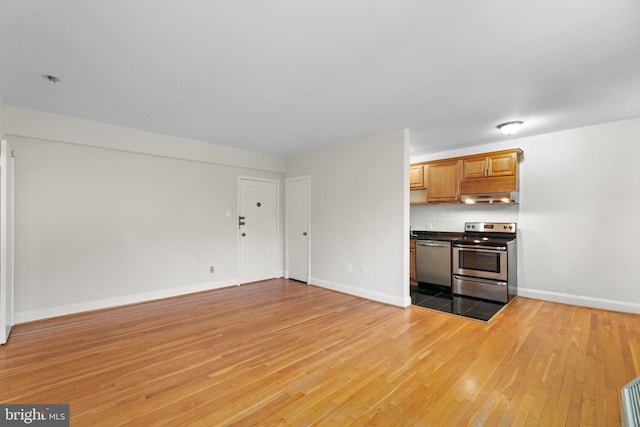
285, 175, 311, 284
0, 139, 15, 345
236, 176, 281, 285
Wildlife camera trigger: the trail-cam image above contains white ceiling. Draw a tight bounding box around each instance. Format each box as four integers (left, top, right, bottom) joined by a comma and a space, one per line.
1, 1, 639, 157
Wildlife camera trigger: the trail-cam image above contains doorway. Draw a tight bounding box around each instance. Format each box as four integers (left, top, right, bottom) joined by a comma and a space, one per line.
285, 176, 310, 283
238, 177, 280, 284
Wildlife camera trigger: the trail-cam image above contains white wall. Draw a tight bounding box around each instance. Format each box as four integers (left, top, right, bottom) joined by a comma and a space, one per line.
0, 94, 5, 138
411, 117, 640, 313
411, 204, 519, 232
6, 106, 287, 174
287, 129, 411, 307
8, 108, 285, 322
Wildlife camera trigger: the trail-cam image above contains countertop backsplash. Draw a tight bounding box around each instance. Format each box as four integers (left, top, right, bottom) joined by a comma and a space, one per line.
410, 203, 519, 232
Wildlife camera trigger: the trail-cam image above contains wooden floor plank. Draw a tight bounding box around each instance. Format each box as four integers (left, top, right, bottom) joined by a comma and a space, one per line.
1, 278, 639, 425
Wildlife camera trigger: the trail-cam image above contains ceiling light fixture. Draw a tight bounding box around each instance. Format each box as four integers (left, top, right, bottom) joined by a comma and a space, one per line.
42, 74, 61, 84
497, 121, 523, 136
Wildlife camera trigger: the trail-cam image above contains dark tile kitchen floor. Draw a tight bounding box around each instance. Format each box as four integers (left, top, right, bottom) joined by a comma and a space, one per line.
411, 284, 506, 321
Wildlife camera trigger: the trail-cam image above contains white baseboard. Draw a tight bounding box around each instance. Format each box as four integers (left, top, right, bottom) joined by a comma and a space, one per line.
310, 277, 411, 307
15, 278, 238, 324
518, 287, 640, 314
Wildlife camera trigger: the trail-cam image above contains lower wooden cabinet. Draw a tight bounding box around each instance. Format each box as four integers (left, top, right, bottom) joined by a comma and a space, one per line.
410, 240, 417, 286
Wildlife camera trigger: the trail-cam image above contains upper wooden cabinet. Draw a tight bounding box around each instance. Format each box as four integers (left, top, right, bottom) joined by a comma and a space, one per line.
460, 149, 522, 195
410, 165, 425, 189
462, 151, 519, 180
410, 148, 522, 205
426, 160, 460, 203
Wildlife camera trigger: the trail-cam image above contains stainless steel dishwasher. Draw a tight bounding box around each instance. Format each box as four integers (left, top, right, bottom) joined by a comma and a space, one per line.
416, 240, 452, 287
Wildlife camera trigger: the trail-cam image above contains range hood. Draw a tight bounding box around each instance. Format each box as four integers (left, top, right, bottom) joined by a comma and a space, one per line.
460, 191, 519, 204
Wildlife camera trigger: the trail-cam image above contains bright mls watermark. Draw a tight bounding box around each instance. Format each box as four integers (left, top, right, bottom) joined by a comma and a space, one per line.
0, 405, 69, 426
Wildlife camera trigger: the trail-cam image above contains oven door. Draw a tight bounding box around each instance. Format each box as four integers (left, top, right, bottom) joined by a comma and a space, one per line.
453, 275, 509, 303
453, 244, 508, 281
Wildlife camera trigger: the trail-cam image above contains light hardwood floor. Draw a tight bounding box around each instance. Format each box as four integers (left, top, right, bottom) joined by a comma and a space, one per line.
1, 279, 638, 426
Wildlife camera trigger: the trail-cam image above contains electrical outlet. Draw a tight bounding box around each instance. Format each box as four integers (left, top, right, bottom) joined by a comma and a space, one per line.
346, 263, 353, 273
361, 265, 367, 275
210, 266, 215, 274
425, 223, 432, 230
187, 259, 195, 268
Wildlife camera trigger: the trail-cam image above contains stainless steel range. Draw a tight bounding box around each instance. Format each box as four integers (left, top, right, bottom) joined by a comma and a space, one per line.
452, 222, 517, 303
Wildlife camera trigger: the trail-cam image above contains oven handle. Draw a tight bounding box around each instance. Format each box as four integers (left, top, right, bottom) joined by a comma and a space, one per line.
417, 241, 451, 248
453, 244, 507, 251
453, 275, 507, 286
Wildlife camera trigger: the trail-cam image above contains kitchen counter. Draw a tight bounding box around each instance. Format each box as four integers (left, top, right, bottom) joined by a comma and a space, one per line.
410, 231, 464, 242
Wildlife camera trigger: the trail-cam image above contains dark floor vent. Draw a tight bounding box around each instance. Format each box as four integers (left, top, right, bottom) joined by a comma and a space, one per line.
622, 376, 640, 427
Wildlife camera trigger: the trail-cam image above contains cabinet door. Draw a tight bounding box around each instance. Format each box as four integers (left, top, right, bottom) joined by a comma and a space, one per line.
426, 160, 460, 203
410, 240, 417, 285
410, 165, 425, 189
461, 156, 487, 179
487, 152, 517, 177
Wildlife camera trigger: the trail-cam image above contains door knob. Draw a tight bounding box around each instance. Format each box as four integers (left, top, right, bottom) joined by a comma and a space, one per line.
241, 232, 246, 237
302, 232, 308, 236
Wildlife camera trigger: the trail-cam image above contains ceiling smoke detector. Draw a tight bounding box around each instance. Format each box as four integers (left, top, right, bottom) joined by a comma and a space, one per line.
42, 74, 61, 84
497, 121, 524, 136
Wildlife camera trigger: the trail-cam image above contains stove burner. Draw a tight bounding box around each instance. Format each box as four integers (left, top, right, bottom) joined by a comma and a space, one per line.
459, 222, 516, 244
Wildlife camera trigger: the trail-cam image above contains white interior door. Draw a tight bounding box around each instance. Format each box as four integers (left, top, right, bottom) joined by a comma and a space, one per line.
0, 139, 15, 345
286, 176, 310, 283
238, 178, 279, 284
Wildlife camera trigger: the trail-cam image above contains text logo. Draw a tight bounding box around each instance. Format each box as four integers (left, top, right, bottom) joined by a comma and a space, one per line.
0, 405, 69, 426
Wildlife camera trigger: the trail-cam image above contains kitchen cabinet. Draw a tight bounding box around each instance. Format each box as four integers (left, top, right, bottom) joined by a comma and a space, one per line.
461, 150, 519, 180
410, 165, 425, 189
460, 149, 522, 195
409, 148, 522, 205
426, 160, 460, 203
410, 240, 417, 286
